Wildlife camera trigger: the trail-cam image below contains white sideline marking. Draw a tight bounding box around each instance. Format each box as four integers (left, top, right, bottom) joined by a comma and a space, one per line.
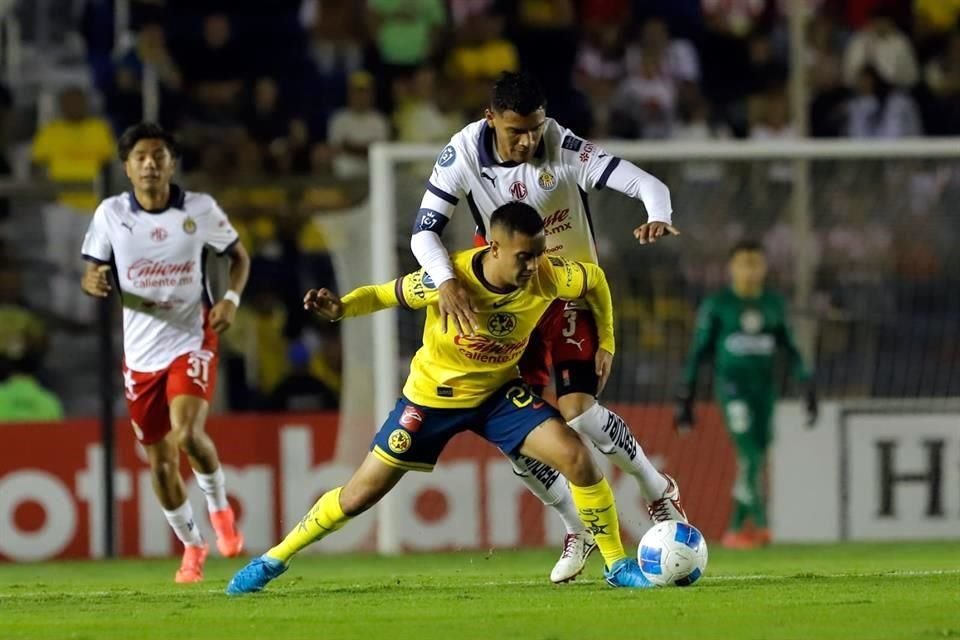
2, 568, 958, 599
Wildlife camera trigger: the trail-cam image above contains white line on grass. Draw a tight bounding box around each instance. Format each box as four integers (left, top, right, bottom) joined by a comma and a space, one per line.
2, 568, 957, 599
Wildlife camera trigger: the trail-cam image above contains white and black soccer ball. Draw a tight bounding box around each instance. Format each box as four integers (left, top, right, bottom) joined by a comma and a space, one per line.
638, 520, 708, 587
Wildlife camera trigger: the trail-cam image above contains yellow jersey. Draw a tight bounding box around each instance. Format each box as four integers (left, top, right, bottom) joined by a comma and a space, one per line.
341, 247, 613, 408
30, 118, 116, 211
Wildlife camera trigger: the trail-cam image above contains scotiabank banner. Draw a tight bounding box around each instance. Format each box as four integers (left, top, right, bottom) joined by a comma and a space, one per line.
0, 407, 733, 561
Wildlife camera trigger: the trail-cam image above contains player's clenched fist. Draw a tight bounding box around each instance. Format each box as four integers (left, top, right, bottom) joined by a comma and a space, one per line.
304, 288, 344, 321
81, 264, 112, 298
208, 299, 237, 333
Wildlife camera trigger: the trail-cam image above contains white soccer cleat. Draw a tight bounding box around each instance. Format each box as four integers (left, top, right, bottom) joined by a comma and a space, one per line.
647, 473, 688, 523
550, 531, 597, 584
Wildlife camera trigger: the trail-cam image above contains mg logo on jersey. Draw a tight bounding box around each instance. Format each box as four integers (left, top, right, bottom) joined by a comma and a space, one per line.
509, 181, 528, 200
150, 227, 168, 242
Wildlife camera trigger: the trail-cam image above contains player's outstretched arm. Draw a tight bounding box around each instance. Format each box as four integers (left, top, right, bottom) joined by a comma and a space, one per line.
600, 157, 680, 245
305, 269, 438, 322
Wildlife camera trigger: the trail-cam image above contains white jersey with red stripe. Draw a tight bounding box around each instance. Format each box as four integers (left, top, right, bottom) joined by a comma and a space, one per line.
415, 118, 672, 271
81, 185, 239, 372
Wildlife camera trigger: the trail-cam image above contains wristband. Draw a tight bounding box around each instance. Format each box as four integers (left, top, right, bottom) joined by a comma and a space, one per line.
223, 290, 241, 306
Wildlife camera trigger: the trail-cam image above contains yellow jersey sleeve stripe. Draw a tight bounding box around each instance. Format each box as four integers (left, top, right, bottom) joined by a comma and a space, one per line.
577, 262, 588, 299
372, 446, 435, 472
395, 276, 411, 310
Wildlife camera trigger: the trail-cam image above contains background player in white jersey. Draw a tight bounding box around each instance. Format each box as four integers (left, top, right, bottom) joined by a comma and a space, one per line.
410, 72, 686, 583
80, 122, 250, 583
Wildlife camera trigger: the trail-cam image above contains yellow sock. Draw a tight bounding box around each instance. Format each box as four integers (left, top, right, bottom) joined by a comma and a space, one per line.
569, 477, 627, 567
266, 487, 350, 563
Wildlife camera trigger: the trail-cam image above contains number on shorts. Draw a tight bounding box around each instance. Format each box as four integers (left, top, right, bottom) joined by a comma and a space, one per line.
726, 400, 751, 434
506, 385, 533, 408
562, 310, 577, 337
186, 350, 212, 386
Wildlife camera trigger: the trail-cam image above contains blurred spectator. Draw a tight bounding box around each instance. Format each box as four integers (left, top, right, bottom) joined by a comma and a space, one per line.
701, 0, 774, 38
446, 11, 519, 112
268, 341, 339, 411
304, 0, 367, 140
847, 66, 922, 138
750, 89, 794, 182
221, 283, 289, 410
366, 0, 447, 109
0, 265, 47, 373
243, 77, 310, 174
174, 14, 246, 125
807, 10, 849, 137
323, 71, 390, 179
508, 0, 580, 122
394, 67, 466, 144
921, 30, 960, 134
109, 23, 184, 133
913, 0, 960, 62
625, 17, 699, 107
843, 8, 919, 88
574, 23, 624, 136
744, 30, 788, 97
31, 86, 115, 323
0, 358, 63, 423
609, 52, 677, 139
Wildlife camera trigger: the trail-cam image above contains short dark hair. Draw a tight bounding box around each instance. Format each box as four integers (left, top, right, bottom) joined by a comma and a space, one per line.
117, 122, 178, 161
491, 71, 546, 115
729, 239, 765, 258
490, 201, 544, 237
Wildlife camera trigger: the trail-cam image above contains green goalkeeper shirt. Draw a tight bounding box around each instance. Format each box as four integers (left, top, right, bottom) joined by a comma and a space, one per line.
680, 287, 811, 393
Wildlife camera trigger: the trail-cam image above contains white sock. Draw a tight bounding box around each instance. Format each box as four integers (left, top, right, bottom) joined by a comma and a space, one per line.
568, 403, 668, 502
162, 500, 204, 547
193, 467, 229, 512
509, 454, 586, 534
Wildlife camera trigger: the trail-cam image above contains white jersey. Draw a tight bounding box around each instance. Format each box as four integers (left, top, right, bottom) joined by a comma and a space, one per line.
415, 118, 672, 269
81, 185, 239, 372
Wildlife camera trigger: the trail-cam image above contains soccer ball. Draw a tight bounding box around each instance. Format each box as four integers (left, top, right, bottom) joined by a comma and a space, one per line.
638, 520, 708, 587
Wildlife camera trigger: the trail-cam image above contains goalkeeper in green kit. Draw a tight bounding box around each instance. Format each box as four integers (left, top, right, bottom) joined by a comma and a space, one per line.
675, 240, 817, 549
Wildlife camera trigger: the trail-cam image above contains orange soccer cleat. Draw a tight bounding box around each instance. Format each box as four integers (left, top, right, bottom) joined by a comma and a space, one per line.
175, 543, 209, 583
721, 530, 760, 550
753, 528, 772, 547
210, 507, 245, 557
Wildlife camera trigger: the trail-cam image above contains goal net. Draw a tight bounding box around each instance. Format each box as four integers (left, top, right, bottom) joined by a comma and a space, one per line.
330, 139, 960, 553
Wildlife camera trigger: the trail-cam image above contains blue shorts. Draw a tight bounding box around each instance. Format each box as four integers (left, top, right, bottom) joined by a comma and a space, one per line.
371, 380, 560, 472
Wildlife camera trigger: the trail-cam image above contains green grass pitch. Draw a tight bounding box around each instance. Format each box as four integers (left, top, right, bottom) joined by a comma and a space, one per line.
1, 542, 958, 639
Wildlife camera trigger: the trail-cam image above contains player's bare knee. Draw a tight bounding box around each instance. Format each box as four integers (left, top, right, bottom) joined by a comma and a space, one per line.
151, 456, 179, 484
563, 441, 602, 487
172, 425, 202, 455
558, 396, 594, 423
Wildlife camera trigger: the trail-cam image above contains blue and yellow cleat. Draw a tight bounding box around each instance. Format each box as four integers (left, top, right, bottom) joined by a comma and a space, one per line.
226, 555, 288, 595
603, 558, 656, 588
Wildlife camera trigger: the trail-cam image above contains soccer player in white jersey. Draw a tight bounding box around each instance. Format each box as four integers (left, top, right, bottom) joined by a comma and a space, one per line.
80, 122, 250, 583
410, 72, 687, 583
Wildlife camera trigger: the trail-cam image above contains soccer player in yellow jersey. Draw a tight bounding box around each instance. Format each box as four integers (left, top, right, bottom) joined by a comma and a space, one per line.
227, 202, 654, 593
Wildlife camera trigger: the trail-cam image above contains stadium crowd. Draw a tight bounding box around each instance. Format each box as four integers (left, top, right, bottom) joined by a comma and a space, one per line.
1, 0, 959, 418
